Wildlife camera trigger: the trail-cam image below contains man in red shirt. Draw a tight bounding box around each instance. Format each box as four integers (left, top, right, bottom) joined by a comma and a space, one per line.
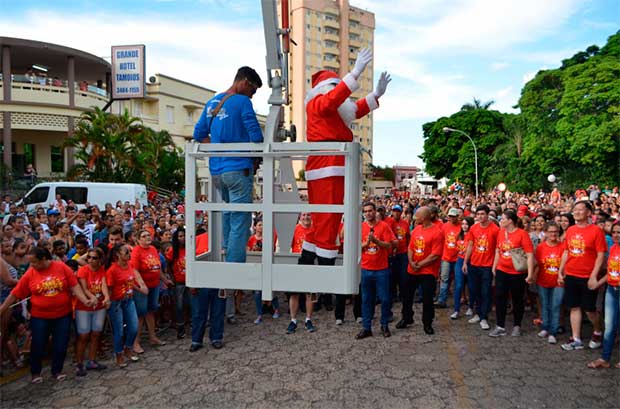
436, 208, 461, 308
559, 200, 607, 351
355, 202, 397, 339
385, 205, 410, 304
396, 206, 444, 335
463, 204, 499, 331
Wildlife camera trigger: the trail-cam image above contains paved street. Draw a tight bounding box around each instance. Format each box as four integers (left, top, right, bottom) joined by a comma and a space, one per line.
1, 299, 618, 409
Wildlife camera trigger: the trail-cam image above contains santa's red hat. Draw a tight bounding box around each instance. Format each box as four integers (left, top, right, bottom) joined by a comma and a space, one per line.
311, 70, 340, 89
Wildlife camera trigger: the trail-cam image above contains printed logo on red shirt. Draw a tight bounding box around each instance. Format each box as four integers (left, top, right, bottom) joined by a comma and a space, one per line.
413, 235, 426, 258
474, 235, 490, 254
37, 276, 64, 297
609, 254, 620, 286
568, 234, 586, 257
395, 225, 406, 241
542, 252, 561, 276
445, 231, 457, 249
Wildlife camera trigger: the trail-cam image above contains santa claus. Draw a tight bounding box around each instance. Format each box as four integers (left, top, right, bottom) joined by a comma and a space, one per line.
299, 48, 391, 267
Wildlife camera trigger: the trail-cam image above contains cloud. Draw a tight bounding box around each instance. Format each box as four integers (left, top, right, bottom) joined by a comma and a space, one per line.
0, 10, 272, 113
491, 62, 509, 71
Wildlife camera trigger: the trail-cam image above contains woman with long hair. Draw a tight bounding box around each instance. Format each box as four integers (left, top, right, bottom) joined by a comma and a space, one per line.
489, 210, 535, 337
165, 227, 190, 339
451, 216, 475, 320
106, 244, 147, 367
74, 247, 110, 376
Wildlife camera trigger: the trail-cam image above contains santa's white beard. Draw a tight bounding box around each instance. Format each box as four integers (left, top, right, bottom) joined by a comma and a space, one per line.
337, 98, 357, 127
305, 83, 358, 127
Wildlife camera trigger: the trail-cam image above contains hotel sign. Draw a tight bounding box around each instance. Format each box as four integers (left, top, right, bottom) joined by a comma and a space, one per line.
111, 44, 145, 99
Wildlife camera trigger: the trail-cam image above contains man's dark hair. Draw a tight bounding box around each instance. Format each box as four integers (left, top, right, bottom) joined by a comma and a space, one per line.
574, 200, 594, 212
362, 202, 376, 210
109, 226, 123, 237
75, 237, 89, 247
475, 204, 490, 214
234, 66, 262, 88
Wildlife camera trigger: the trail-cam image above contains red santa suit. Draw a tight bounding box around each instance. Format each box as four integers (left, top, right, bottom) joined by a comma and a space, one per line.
302, 70, 379, 260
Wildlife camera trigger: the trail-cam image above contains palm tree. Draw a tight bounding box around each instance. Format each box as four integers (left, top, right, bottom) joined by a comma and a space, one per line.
461, 98, 495, 111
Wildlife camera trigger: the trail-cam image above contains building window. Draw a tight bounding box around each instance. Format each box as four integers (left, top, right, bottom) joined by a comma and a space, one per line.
23, 143, 35, 169
186, 109, 194, 124
51, 146, 64, 173
349, 33, 360, 41
166, 105, 175, 124
324, 26, 338, 35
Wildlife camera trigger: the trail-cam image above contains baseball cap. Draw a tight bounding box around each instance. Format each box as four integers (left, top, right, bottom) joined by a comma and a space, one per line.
447, 208, 459, 217
47, 209, 60, 216
392, 205, 403, 212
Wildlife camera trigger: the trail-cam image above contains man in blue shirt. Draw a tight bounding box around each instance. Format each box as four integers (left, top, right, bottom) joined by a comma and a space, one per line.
191, 66, 263, 351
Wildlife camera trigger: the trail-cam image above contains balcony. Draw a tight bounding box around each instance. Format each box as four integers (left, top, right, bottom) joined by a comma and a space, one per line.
323, 19, 339, 30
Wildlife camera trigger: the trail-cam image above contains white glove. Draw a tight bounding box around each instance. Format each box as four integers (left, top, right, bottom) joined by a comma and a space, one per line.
351, 48, 372, 79
373, 71, 391, 99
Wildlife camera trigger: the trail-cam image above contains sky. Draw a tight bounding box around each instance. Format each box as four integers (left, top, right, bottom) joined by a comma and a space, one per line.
1, 0, 618, 169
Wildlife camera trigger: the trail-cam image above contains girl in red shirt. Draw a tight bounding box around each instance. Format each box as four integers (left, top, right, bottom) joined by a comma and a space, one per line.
75, 247, 110, 376
534, 221, 565, 344
489, 210, 535, 337
0, 247, 95, 383
166, 227, 191, 339
107, 244, 147, 367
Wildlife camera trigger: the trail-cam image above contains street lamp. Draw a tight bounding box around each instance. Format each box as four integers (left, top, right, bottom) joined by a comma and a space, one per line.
443, 127, 479, 200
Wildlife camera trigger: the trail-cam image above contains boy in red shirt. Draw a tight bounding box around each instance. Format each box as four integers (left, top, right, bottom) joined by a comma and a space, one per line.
463, 205, 499, 331
436, 208, 461, 308
355, 202, 397, 340
397, 206, 444, 335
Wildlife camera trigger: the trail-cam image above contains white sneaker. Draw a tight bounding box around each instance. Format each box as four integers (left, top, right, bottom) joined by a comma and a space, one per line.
356, 317, 362, 324
548, 335, 557, 344
465, 308, 473, 316
450, 311, 459, 320
537, 330, 549, 338
468, 314, 481, 324
511, 326, 522, 337
489, 326, 507, 337
335, 319, 343, 326
480, 319, 490, 330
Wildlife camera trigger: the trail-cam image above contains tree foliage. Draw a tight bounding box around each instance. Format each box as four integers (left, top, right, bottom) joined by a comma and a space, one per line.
421, 30, 620, 193
64, 108, 185, 191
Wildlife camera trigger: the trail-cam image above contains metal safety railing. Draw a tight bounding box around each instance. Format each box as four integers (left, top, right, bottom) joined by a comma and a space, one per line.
184, 141, 362, 300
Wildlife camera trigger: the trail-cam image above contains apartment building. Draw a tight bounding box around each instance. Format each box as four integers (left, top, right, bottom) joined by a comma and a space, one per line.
286, 0, 376, 180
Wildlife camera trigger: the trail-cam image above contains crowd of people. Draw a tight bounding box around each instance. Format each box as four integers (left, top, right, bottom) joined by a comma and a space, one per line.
0, 183, 618, 384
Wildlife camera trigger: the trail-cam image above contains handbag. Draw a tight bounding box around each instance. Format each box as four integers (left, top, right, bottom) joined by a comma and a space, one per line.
506, 230, 528, 272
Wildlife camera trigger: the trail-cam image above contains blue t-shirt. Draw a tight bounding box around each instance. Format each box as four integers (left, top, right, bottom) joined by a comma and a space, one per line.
193, 93, 263, 175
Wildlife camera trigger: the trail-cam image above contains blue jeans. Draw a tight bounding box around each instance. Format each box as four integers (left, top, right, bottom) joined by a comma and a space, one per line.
191, 288, 226, 346
254, 292, 280, 316
361, 268, 391, 330
469, 266, 492, 320
212, 170, 253, 263
453, 257, 467, 312
602, 285, 620, 362
174, 285, 191, 326
109, 298, 139, 354
538, 285, 564, 336
30, 314, 72, 376
75, 309, 107, 334
438, 260, 456, 304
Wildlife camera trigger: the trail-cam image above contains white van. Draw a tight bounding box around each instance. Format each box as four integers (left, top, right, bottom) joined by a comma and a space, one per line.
19, 182, 148, 211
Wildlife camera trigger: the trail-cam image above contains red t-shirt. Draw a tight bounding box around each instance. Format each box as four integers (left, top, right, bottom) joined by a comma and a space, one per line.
466, 222, 499, 267
11, 261, 78, 319
130, 245, 162, 289
456, 238, 467, 259
361, 220, 396, 270
75, 265, 106, 311
196, 232, 209, 255
385, 216, 409, 254
496, 228, 534, 275
165, 247, 186, 284
106, 263, 137, 301
408, 223, 444, 276
247, 232, 277, 251
291, 224, 310, 253
564, 224, 608, 278
536, 241, 565, 288
441, 221, 461, 262
607, 243, 620, 287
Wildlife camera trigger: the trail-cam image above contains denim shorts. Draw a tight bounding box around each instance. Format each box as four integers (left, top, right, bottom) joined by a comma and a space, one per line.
75, 308, 107, 334
134, 286, 160, 317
